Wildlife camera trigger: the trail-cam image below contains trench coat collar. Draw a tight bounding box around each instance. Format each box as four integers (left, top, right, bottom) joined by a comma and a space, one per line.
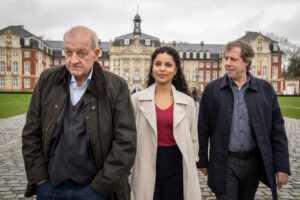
138, 84, 189, 134
219, 73, 258, 92
55, 61, 106, 100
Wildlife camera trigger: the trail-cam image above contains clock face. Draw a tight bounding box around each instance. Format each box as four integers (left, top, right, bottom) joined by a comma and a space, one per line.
136, 22, 139, 27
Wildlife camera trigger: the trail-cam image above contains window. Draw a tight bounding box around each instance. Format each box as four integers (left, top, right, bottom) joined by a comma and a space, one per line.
0, 50, 4, 56
114, 59, 119, 66
13, 78, 18, 87
206, 63, 210, 68
104, 61, 109, 66
24, 78, 30, 88
206, 71, 210, 81
186, 52, 190, 59
0, 38, 5, 45
114, 69, 119, 75
251, 66, 256, 76
272, 82, 277, 91
263, 66, 267, 77
124, 59, 129, 65
199, 84, 203, 91
213, 71, 217, 80
54, 60, 59, 66
124, 39, 129, 45
13, 62, 18, 73
206, 52, 211, 59
0, 77, 5, 87
263, 56, 267, 62
272, 66, 278, 78
24, 51, 30, 58
252, 45, 256, 51
25, 38, 30, 46
273, 43, 278, 51
193, 52, 197, 59
200, 52, 204, 59
199, 63, 204, 68
263, 45, 267, 51
135, 60, 139, 65
13, 50, 18, 56
253, 56, 256, 61
145, 39, 150, 46
145, 60, 150, 66
124, 69, 129, 80
199, 71, 203, 81
193, 71, 197, 81
213, 63, 218, 68
134, 69, 140, 80
0, 61, 5, 73
193, 63, 197, 69
13, 39, 18, 45
273, 56, 278, 62
25, 62, 30, 73
145, 70, 149, 80
185, 71, 190, 81
61, 60, 66, 65
179, 51, 183, 58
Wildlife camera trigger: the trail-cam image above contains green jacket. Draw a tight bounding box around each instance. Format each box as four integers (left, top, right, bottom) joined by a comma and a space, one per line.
22, 62, 137, 199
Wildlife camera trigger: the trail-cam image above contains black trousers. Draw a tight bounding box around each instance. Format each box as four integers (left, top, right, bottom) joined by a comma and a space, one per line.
153, 145, 183, 200
215, 153, 260, 200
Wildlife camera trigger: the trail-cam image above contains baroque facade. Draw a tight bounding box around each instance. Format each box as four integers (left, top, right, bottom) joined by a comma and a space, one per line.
0, 14, 299, 94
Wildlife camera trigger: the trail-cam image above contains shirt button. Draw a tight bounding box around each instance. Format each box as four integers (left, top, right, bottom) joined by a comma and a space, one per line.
92, 106, 96, 110
54, 104, 58, 108
86, 116, 90, 120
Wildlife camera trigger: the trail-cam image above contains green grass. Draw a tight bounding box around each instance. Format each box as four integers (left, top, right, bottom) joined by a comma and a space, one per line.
278, 96, 300, 119
0, 94, 299, 120
0, 93, 32, 119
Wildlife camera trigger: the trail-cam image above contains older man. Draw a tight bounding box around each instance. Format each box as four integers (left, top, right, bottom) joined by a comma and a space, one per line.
22, 26, 136, 200
197, 40, 290, 200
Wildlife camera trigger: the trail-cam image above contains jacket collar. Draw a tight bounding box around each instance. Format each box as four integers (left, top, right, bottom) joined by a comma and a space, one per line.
55, 62, 106, 99
220, 73, 258, 92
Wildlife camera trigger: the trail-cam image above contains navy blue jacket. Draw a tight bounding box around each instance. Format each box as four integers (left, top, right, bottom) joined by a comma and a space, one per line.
197, 74, 290, 200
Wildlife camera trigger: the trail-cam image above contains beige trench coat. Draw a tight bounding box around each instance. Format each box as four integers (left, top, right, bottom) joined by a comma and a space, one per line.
130, 84, 201, 200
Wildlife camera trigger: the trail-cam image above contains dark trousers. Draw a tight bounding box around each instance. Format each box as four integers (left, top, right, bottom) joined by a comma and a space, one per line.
153, 145, 183, 200
215, 153, 260, 200
36, 181, 107, 200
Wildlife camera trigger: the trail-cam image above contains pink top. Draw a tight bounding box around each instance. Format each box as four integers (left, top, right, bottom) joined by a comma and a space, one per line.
155, 103, 176, 146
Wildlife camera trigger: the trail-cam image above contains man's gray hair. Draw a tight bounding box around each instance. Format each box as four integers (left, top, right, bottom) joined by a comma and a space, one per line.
63, 26, 98, 50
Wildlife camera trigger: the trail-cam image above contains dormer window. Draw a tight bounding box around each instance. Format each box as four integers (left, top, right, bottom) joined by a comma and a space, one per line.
206, 52, 211, 59
186, 52, 190, 59
25, 38, 30, 46
145, 39, 150, 46
179, 51, 183, 58
124, 39, 130, 45
273, 43, 278, 51
193, 52, 197, 59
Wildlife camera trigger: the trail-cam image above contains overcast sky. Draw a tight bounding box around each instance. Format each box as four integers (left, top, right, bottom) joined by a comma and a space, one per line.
1, 0, 300, 45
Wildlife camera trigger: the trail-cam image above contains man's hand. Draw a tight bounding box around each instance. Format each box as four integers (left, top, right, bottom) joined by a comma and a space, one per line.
276, 172, 288, 189
36, 179, 47, 186
199, 168, 208, 176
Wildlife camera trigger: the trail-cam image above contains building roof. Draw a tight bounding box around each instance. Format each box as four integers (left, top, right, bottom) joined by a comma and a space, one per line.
238, 31, 277, 43
0, 25, 40, 39
44, 40, 63, 49
165, 43, 224, 53
115, 32, 159, 40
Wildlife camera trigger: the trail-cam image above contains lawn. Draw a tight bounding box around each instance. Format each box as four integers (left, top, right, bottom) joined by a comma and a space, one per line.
277, 96, 300, 120
0, 94, 299, 120
0, 93, 32, 119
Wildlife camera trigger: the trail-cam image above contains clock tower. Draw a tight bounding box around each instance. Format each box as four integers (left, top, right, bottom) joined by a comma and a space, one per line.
133, 7, 141, 38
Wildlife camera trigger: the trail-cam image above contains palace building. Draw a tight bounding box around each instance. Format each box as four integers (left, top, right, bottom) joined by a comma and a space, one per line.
0, 13, 299, 94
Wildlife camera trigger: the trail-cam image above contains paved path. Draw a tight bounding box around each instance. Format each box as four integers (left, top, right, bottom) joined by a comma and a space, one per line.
0, 114, 299, 199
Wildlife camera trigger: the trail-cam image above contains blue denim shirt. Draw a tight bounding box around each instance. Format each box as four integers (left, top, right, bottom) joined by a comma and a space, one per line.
69, 67, 93, 106
228, 77, 257, 152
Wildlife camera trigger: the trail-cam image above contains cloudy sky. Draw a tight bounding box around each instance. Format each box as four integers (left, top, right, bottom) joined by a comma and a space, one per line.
1, 0, 300, 45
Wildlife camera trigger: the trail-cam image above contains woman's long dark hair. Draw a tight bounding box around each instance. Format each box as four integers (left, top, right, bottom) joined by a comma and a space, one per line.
146, 46, 189, 95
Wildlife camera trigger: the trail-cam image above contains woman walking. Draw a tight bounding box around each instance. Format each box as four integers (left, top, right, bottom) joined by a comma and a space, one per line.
130, 46, 201, 200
